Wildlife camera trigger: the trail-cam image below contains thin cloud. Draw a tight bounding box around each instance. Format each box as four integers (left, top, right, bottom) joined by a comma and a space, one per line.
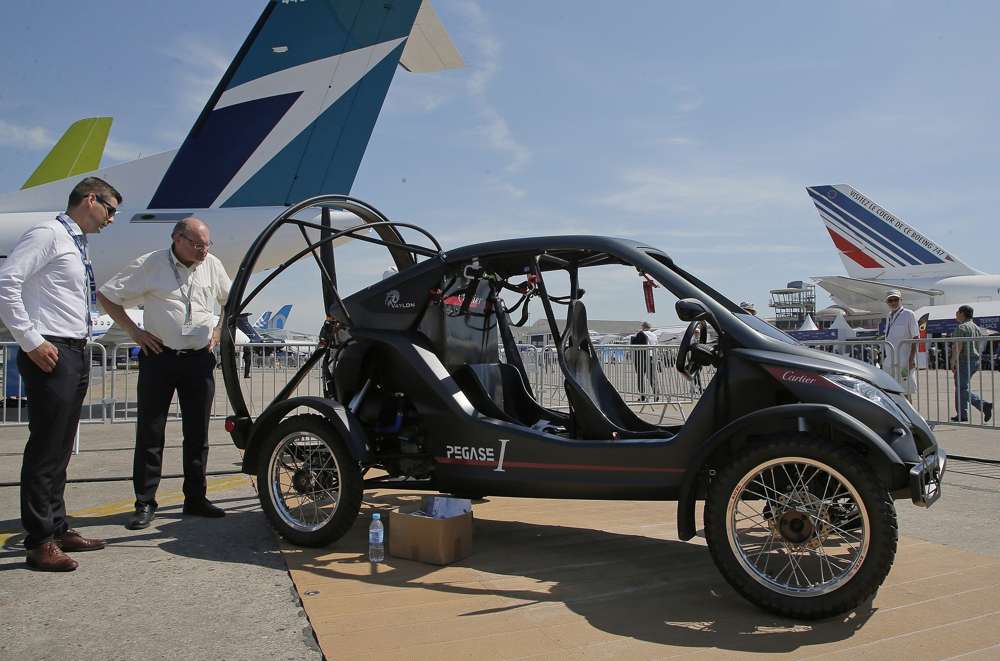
452, 0, 531, 178
0, 119, 55, 151
162, 34, 230, 115
596, 169, 802, 217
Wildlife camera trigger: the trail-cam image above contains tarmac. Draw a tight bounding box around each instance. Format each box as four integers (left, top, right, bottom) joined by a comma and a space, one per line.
1, 408, 999, 660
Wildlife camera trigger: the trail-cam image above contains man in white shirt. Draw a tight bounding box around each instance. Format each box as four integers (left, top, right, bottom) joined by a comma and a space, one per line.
0, 177, 120, 571
97, 218, 232, 529
883, 290, 919, 400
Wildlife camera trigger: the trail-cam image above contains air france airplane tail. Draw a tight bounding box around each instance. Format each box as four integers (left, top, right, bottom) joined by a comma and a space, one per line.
806, 184, 981, 280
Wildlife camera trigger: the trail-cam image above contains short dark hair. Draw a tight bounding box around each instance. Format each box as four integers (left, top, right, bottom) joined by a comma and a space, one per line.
67, 176, 122, 209
958, 304, 974, 320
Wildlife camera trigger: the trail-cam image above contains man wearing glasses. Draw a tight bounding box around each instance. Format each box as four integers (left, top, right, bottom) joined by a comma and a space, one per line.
0, 177, 120, 571
97, 218, 231, 530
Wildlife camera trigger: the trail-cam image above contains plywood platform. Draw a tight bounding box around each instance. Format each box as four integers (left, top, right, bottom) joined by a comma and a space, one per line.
283, 493, 1000, 660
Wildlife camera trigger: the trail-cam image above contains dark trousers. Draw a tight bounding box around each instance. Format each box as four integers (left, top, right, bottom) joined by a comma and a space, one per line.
134, 349, 215, 507
18, 343, 89, 549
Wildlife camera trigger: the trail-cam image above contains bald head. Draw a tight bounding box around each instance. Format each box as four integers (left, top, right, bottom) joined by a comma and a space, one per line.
171, 216, 212, 266
172, 217, 208, 238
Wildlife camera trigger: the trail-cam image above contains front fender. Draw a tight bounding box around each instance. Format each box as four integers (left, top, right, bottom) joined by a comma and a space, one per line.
676, 403, 905, 541
241, 396, 369, 474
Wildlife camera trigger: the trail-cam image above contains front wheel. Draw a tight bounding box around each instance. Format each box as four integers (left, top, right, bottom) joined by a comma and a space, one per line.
704, 437, 897, 619
257, 414, 363, 547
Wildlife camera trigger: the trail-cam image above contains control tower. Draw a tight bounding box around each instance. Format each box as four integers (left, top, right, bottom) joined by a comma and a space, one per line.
769, 281, 817, 331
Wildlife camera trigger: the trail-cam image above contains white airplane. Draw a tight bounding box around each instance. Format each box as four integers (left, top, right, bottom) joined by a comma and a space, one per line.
0, 0, 462, 342
807, 184, 1000, 312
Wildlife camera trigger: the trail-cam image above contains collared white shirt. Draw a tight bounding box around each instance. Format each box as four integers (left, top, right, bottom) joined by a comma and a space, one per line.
99, 248, 231, 351
0, 215, 91, 351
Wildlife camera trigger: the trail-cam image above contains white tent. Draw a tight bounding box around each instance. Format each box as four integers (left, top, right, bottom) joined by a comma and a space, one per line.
798, 314, 819, 332
830, 313, 857, 340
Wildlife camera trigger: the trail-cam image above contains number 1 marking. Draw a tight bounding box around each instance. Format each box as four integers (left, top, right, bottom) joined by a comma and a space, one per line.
494, 439, 509, 472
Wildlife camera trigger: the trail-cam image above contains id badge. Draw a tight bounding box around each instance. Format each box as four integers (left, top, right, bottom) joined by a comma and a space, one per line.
181, 322, 197, 336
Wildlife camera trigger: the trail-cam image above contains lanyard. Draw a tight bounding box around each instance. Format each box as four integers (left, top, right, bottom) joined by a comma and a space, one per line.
886, 308, 902, 336
55, 214, 96, 336
167, 249, 193, 324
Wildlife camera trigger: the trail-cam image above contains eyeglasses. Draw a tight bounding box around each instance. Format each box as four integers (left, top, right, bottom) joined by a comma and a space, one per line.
887, 298, 901, 303
180, 233, 213, 251
95, 194, 118, 218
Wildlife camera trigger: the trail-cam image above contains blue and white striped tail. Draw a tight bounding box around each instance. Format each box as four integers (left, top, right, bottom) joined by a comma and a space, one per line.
806, 184, 978, 279
148, 0, 424, 210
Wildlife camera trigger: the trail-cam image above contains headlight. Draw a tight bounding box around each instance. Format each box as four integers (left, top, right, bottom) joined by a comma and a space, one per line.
825, 373, 908, 422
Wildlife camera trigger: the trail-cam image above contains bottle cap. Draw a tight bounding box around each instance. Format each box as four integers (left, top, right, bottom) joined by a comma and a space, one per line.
372, 512, 381, 520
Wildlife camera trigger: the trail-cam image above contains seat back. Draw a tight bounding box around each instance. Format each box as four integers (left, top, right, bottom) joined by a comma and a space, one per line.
561, 301, 658, 439
453, 363, 569, 428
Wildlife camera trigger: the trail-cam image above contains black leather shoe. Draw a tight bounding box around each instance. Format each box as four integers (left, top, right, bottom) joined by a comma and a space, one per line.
985, 402, 994, 423
183, 499, 225, 518
950, 415, 969, 423
127, 503, 156, 530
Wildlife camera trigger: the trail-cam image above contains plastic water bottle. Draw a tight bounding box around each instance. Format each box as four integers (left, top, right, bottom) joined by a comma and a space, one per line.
368, 512, 384, 562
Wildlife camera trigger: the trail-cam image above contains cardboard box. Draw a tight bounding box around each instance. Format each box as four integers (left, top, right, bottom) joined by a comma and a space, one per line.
389, 505, 473, 565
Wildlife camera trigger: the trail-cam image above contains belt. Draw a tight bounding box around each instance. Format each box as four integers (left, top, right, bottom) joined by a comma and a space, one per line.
43, 335, 87, 350
162, 346, 210, 356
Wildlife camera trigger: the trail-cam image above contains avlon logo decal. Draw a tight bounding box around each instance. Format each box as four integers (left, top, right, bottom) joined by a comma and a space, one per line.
384, 290, 415, 310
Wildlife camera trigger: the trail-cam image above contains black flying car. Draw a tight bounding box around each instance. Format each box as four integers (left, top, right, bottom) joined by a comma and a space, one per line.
220, 195, 946, 620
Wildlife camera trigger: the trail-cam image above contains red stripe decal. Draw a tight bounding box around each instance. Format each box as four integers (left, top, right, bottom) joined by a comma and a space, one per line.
436, 456, 683, 473
826, 228, 882, 269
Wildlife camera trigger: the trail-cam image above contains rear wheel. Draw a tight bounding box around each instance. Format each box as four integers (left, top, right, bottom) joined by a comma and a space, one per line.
257, 414, 362, 547
704, 437, 897, 619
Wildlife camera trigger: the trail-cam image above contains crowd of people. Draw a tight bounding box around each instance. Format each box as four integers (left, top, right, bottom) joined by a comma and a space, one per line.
0, 177, 232, 572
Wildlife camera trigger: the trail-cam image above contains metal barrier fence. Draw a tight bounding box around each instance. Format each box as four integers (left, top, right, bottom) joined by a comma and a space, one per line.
793, 337, 997, 430
4, 335, 995, 436
898, 336, 997, 429
518, 345, 705, 424
798, 340, 894, 372
2, 341, 108, 426
1, 342, 324, 428
106, 342, 324, 423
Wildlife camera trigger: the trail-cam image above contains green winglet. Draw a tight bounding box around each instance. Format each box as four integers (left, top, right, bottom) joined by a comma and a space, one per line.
21, 117, 113, 189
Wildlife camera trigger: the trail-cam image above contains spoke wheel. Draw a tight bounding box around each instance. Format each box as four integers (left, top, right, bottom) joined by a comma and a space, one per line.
257, 414, 362, 547
727, 457, 869, 598
705, 437, 897, 619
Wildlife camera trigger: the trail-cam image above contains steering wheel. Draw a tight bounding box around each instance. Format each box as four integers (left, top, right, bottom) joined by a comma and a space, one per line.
676, 320, 710, 377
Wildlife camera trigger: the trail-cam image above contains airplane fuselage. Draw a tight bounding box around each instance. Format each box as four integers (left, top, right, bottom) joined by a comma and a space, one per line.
0, 206, 357, 286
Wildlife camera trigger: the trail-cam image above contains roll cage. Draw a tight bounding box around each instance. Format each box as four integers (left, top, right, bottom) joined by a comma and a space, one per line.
220, 194, 744, 444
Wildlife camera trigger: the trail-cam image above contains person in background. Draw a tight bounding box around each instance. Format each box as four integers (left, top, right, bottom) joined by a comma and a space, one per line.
0, 177, 120, 571
97, 218, 232, 530
242, 344, 252, 379
630, 321, 658, 401
883, 290, 919, 401
739, 301, 757, 316
950, 305, 993, 423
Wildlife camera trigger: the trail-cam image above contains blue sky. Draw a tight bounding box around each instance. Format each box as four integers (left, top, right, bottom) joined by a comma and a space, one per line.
2, 1, 998, 332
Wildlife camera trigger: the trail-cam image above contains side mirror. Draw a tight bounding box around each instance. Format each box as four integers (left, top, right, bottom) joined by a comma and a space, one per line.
676, 298, 710, 322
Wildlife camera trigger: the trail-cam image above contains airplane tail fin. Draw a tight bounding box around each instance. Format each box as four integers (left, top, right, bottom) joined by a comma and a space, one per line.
148, 0, 443, 210
806, 184, 980, 279
21, 117, 112, 189
253, 311, 272, 330
269, 304, 293, 330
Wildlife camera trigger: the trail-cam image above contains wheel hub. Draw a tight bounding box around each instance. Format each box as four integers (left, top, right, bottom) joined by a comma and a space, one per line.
778, 510, 814, 543
767, 488, 831, 549
291, 469, 318, 495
